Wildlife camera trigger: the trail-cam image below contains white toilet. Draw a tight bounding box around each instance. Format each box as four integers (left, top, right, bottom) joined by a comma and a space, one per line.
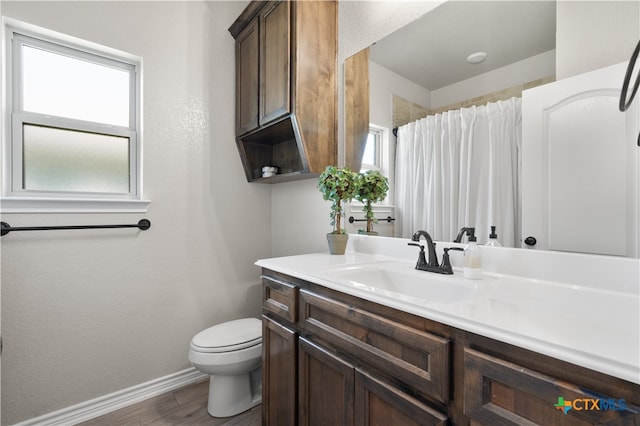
188, 318, 262, 417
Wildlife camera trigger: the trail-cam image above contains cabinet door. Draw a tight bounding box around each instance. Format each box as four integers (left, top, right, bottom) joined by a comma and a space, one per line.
260, 0, 291, 125
235, 17, 260, 135
263, 316, 297, 426
299, 337, 355, 426
464, 347, 640, 425
355, 369, 448, 426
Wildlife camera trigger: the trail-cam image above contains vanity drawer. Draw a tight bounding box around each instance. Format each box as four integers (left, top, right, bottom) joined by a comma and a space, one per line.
299, 289, 450, 404
464, 348, 640, 425
262, 275, 298, 323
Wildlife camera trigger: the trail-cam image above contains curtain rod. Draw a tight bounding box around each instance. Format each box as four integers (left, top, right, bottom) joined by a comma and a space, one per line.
0, 219, 151, 236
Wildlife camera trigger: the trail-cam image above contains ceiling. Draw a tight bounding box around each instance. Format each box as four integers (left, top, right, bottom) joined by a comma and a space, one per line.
368, 1, 557, 90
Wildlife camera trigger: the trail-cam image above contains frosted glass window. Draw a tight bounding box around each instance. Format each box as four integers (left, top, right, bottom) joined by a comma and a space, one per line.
23, 124, 130, 194
22, 46, 130, 127
4, 22, 144, 212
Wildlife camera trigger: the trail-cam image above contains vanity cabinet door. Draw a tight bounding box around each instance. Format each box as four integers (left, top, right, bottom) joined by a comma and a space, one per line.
263, 316, 297, 426
464, 347, 640, 425
298, 337, 355, 426
355, 368, 448, 426
298, 336, 449, 426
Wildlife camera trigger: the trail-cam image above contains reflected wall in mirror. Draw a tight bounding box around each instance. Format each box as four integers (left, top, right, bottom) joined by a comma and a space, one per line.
344, 0, 640, 257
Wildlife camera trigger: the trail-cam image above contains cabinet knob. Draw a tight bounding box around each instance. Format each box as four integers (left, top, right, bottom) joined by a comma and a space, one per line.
524, 236, 537, 246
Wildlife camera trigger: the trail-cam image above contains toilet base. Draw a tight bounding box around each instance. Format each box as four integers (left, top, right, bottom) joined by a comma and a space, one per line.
207, 369, 262, 418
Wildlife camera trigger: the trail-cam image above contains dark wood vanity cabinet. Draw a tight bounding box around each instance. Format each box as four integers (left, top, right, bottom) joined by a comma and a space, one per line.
262, 272, 449, 425
229, 1, 337, 183
261, 270, 640, 426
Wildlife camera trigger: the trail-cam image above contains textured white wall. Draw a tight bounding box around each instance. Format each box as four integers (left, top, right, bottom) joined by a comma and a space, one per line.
556, 1, 639, 80
0, 1, 271, 424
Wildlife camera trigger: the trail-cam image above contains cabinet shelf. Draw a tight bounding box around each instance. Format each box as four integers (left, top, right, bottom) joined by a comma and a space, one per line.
237, 114, 313, 182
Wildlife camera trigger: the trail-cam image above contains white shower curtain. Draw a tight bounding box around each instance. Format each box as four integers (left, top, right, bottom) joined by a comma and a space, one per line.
395, 97, 521, 246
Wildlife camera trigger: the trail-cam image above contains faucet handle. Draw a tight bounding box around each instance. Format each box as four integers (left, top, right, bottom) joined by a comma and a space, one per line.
441, 247, 463, 274
408, 242, 428, 269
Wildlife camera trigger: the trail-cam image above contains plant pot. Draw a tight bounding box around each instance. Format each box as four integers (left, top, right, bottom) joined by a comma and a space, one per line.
358, 229, 379, 236
326, 232, 349, 255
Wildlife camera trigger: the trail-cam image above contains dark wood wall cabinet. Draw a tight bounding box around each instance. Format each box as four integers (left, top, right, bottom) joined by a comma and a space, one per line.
261, 269, 640, 425
229, 1, 337, 183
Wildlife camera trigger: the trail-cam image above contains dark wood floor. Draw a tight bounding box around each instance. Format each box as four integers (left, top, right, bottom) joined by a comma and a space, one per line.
77, 379, 261, 426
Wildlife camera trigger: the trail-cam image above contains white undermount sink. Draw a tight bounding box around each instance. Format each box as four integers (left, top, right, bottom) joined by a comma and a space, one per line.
322, 260, 490, 304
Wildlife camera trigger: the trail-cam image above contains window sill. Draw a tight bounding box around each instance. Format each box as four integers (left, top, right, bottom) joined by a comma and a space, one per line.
0, 197, 151, 213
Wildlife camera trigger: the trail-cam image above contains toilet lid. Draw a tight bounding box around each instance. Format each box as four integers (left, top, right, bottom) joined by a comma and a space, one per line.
191, 318, 261, 352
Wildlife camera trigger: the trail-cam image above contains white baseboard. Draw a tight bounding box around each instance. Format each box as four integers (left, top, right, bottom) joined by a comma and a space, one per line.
13, 368, 208, 426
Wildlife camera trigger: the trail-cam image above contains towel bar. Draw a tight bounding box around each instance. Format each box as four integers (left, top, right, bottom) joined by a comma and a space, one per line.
0, 219, 151, 236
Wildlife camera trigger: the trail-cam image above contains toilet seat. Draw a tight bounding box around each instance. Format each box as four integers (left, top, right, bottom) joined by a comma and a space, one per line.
191, 318, 261, 353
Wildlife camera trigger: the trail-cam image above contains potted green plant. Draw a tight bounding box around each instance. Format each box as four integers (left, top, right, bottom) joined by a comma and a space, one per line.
354, 170, 389, 235
318, 166, 357, 254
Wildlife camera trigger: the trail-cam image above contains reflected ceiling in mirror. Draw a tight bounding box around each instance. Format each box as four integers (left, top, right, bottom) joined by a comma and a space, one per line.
369, 1, 556, 91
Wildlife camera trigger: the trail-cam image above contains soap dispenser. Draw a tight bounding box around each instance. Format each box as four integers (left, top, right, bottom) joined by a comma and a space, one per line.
463, 232, 482, 280
485, 226, 501, 247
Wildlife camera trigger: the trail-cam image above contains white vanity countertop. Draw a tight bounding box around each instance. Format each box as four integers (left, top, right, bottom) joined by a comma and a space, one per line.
256, 244, 640, 385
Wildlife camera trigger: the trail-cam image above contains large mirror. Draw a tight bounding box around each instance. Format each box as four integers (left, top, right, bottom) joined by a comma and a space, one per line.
345, 0, 640, 258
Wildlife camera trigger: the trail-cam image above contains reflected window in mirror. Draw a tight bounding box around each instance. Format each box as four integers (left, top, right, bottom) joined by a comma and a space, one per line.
359, 123, 393, 209
360, 124, 384, 173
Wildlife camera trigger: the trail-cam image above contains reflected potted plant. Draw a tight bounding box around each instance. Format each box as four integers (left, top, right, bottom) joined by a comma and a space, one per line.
318, 166, 357, 254
354, 170, 389, 235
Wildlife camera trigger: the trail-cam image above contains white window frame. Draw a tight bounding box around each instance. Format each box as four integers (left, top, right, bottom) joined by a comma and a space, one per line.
358, 123, 394, 207
360, 125, 383, 172
1, 18, 149, 213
